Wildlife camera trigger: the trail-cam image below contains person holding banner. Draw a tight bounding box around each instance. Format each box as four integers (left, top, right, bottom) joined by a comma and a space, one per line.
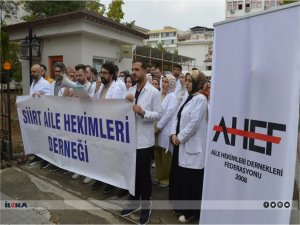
50, 62, 67, 97
154, 74, 178, 188
27, 64, 52, 166
71, 64, 95, 183
92, 62, 124, 192
94, 62, 123, 100
29, 64, 51, 97
169, 69, 208, 223
121, 59, 162, 225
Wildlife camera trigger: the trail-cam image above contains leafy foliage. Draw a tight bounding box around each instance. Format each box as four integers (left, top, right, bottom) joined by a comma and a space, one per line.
22, 0, 105, 21
1, 1, 22, 81
281, 0, 298, 5
106, 0, 124, 22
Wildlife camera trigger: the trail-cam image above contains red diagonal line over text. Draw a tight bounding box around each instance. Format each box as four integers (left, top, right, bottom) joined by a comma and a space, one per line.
213, 126, 281, 144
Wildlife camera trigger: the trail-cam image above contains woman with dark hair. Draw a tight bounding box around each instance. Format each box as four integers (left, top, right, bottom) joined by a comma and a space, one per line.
151, 77, 160, 91
169, 69, 208, 223
125, 74, 135, 91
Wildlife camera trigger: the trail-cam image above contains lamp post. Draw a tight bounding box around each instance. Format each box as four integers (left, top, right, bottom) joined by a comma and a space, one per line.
20, 26, 40, 86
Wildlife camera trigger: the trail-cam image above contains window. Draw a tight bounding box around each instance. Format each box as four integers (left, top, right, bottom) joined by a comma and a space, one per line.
257, 0, 262, 7
264, 0, 270, 9
245, 1, 250, 11
228, 2, 233, 10
93, 57, 116, 73
238, 1, 243, 10
251, 0, 256, 9
150, 33, 159, 39
233, 1, 238, 10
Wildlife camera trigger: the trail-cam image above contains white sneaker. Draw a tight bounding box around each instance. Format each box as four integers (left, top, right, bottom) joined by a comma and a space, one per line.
72, 173, 80, 179
83, 177, 94, 184
179, 215, 194, 223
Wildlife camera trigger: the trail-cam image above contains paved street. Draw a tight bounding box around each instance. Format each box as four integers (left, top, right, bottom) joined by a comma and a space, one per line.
0, 158, 299, 224
0, 165, 181, 224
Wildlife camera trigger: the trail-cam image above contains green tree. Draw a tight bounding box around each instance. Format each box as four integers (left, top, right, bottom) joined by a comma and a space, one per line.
22, 0, 105, 21
281, 0, 298, 4
125, 20, 135, 28
1, 1, 22, 81
106, 0, 124, 22
157, 42, 165, 52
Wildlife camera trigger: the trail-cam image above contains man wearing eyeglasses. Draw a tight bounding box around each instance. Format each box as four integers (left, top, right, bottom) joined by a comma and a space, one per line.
92, 62, 124, 192
94, 62, 123, 99
50, 62, 67, 96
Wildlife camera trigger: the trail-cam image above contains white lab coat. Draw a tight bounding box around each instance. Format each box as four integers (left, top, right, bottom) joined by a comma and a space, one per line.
170, 94, 208, 169
29, 77, 51, 96
94, 80, 123, 99
116, 78, 127, 98
157, 92, 178, 151
127, 82, 162, 149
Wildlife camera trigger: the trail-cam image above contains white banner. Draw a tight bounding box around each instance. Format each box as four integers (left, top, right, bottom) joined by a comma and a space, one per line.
16, 96, 136, 195
201, 4, 300, 225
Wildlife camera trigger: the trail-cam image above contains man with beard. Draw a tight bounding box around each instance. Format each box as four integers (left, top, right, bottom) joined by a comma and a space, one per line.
94, 62, 123, 99
74, 64, 95, 97
121, 59, 162, 225
92, 62, 123, 192
50, 62, 68, 96
40, 64, 54, 84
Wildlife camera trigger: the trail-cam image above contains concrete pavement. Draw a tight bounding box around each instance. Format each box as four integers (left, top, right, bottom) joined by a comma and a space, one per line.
0, 157, 299, 224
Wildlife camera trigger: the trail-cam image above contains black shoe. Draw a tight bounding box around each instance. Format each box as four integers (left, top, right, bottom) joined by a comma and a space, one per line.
103, 184, 115, 194
139, 209, 151, 225
120, 205, 141, 216
91, 181, 102, 190
28, 156, 43, 166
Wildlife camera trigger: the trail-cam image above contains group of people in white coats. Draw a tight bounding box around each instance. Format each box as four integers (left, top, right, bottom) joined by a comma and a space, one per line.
27, 60, 209, 225
150, 67, 208, 223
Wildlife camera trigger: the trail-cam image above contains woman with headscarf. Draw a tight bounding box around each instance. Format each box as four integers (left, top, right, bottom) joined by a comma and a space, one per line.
154, 74, 179, 188
169, 69, 208, 223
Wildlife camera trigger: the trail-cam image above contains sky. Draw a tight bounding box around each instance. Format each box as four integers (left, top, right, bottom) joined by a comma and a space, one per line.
102, 0, 226, 31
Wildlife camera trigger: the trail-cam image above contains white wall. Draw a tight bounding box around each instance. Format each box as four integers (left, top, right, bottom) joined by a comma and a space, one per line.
40, 34, 82, 69
178, 42, 211, 71
10, 19, 144, 92
82, 34, 133, 72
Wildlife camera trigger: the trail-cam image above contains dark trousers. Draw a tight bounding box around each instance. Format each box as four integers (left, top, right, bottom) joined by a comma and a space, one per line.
131, 146, 154, 208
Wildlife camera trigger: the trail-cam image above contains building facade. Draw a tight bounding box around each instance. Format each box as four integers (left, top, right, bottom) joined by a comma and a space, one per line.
225, 0, 282, 19
177, 26, 213, 71
144, 26, 179, 53
4, 10, 146, 95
